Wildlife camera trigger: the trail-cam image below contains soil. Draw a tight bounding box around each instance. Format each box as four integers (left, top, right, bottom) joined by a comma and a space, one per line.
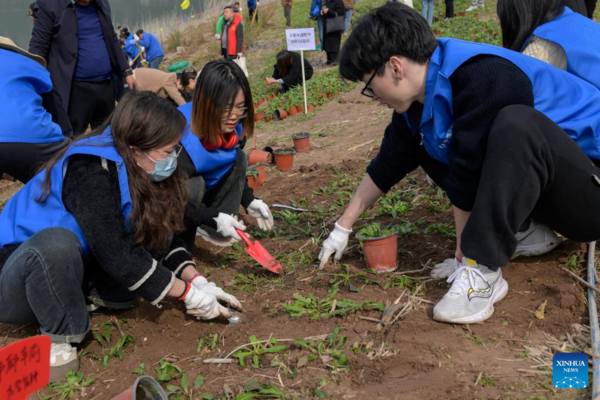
0, 84, 592, 399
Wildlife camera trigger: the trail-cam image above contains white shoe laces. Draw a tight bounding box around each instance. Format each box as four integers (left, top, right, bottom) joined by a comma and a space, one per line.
446, 266, 487, 296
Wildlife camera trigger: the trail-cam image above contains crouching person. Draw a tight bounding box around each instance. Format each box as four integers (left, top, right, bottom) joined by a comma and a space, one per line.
0, 91, 241, 382
318, 3, 600, 325
177, 60, 274, 249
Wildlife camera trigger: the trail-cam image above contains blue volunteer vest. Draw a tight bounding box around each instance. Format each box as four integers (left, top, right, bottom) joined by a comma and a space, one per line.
414, 38, 600, 164
0, 49, 64, 144
0, 128, 132, 255
178, 102, 243, 190
124, 33, 141, 61
530, 7, 600, 90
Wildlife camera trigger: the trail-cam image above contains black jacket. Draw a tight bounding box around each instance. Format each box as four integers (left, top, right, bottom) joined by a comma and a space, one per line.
322, 0, 345, 53
29, 0, 130, 107
272, 52, 314, 92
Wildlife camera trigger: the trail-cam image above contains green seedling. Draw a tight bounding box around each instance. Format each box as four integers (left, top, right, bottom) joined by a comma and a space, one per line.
165, 372, 205, 400
197, 333, 219, 354
383, 275, 420, 293
219, 242, 244, 262
565, 254, 585, 273
423, 223, 456, 238
312, 264, 375, 293
42, 371, 94, 400
233, 336, 287, 369
375, 194, 410, 218
294, 326, 349, 372
85, 321, 135, 367
478, 374, 496, 387
133, 362, 146, 375
234, 273, 283, 292
237, 380, 291, 399
155, 359, 183, 383
282, 288, 385, 320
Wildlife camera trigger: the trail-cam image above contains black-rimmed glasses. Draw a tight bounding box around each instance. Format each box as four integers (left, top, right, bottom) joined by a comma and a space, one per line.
361, 69, 378, 98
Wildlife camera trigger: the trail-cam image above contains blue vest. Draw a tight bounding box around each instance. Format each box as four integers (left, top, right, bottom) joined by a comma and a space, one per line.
413, 38, 600, 164
178, 102, 243, 190
0, 50, 64, 144
530, 7, 600, 90
0, 129, 132, 255
138, 33, 164, 62
124, 33, 141, 61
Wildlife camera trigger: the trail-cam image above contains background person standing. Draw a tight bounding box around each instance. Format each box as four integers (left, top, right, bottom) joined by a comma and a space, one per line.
29, 0, 137, 138
221, 6, 244, 60
136, 29, 164, 69
321, 0, 345, 64
342, 0, 355, 32
282, 0, 293, 27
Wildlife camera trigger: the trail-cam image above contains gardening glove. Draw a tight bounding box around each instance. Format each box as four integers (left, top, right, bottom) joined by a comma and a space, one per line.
431, 257, 461, 280
318, 222, 352, 268
246, 199, 274, 231
191, 275, 243, 311
214, 33, 221, 40
214, 213, 246, 240
181, 283, 231, 320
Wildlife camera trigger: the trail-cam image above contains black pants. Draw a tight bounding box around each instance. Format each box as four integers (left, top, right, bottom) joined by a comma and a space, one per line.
445, 0, 454, 18
0, 138, 71, 183
249, 8, 259, 22
326, 51, 339, 65
283, 4, 292, 26
586, 0, 597, 17
424, 105, 600, 269
67, 80, 115, 138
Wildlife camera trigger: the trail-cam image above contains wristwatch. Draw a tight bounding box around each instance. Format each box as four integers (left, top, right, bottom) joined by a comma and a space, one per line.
123, 69, 133, 78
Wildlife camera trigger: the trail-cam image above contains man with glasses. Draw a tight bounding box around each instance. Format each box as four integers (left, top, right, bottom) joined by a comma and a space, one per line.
318, 3, 600, 325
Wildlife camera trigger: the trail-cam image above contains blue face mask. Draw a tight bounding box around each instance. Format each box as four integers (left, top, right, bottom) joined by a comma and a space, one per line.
143, 145, 181, 182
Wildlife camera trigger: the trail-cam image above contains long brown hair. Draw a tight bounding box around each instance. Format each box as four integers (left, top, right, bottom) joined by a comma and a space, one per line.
190, 59, 254, 146
38, 91, 189, 253
276, 50, 294, 79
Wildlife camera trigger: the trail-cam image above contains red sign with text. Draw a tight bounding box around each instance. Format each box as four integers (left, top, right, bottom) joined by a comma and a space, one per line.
0, 336, 51, 400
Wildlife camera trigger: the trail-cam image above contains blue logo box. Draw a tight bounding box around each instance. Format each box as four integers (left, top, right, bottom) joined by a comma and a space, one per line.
553, 353, 588, 389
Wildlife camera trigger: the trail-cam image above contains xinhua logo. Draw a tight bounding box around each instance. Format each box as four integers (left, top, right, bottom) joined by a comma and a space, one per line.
553, 353, 588, 389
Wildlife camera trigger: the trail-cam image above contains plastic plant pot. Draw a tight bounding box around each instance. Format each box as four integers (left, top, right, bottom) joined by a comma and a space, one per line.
254, 111, 265, 122
288, 106, 298, 116
256, 164, 266, 185
292, 132, 310, 153
274, 148, 295, 172
248, 149, 272, 165
262, 146, 281, 165
297, 105, 304, 113
326, 93, 333, 99
265, 116, 273, 122
246, 170, 259, 192
357, 228, 399, 273
308, 104, 315, 112
111, 376, 168, 400
275, 109, 288, 120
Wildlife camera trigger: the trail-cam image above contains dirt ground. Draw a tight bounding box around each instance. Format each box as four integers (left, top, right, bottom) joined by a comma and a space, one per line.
0, 86, 594, 399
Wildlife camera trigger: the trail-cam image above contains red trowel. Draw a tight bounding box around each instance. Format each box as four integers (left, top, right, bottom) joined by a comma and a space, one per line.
235, 229, 283, 274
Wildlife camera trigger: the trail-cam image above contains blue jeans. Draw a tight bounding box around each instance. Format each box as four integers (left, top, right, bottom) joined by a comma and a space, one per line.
317, 16, 324, 49
0, 228, 90, 343
148, 56, 164, 69
344, 9, 353, 32
421, 0, 434, 25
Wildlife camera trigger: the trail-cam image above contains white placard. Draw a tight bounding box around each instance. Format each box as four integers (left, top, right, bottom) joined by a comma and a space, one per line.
285, 28, 316, 51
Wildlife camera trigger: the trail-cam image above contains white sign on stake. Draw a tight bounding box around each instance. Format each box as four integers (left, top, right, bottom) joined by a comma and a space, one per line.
285, 28, 316, 51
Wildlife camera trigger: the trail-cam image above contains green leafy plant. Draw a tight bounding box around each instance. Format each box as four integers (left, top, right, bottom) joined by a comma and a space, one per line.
236, 380, 291, 399
133, 362, 146, 376
165, 372, 205, 400
294, 326, 349, 372
312, 264, 374, 293
233, 336, 288, 368
42, 371, 94, 399
357, 222, 398, 246
84, 321, 135, 367
197, 333, 219, 354
383, 274, 420, 292
423, 223, 456, 238
155, 359, 183, 383
282, 289, 385, 320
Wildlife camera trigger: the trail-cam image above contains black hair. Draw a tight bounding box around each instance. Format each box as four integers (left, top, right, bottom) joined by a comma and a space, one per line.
275, 50, 293, 78
122, 27, 130, 35
497, 0, 564, 51
29, 2, 37, 16
223, 5, 233, 10
181, 69, 198, 89
339, 2, 438, 82
136, 29, 144, 36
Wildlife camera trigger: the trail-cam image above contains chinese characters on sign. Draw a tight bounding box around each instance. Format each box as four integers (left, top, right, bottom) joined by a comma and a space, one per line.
0, 336, 51, 400
285, 28, 316, 51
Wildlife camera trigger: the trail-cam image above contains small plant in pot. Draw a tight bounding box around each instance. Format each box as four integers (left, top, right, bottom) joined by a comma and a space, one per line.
273, 148, 295, 172
246, 169, 259, 191
249, 162, 267, 186
292, 132, 310, 153
357, 222, 399, 273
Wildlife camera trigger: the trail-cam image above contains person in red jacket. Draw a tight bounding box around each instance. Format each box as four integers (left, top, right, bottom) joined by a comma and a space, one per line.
221, 6, 244, 59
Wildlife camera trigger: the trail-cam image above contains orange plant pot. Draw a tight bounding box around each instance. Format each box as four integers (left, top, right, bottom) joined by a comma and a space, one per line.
257, 98, 266, 106
292, 132, 310, 153
360, 233, 398, 273
289, 106, 298, 116
275, 109, 288, 120
297, 105, 304, 113
247, 175, 258, 192
248, 149, 272, 165
265, 116, 273, 122
256, 164, 266, 185
254, 111, 265, 122
274, 150, 294, 172
326, 93, 333, 99
308, 104, 315, 112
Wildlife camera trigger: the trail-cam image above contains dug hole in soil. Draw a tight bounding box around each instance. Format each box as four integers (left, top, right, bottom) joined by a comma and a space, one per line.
0, 87, 591, 399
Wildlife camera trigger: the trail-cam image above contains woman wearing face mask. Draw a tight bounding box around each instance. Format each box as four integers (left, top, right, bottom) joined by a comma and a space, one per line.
177, 60, 274, 248
0, 91, 241, 383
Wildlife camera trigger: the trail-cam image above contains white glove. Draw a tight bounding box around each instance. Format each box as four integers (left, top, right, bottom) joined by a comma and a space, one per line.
182, 284, 230, 320
214, 213, 246, 240
215, 34, 221, 40
247, 199, 274, 231
318, 222, 352, 268
129, 39, 137, 45
237, 53, 243, 58
431, 257, 460, 280
191, 275, 242, 310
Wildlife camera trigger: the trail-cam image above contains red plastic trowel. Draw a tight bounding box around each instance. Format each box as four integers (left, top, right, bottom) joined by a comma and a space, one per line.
235, 229, 283, 274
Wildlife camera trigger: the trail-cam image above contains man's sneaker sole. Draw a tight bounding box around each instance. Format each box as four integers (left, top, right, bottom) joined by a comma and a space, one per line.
511, 237, 561, 259
433, 277, 509, 324
50, 352, 79, 383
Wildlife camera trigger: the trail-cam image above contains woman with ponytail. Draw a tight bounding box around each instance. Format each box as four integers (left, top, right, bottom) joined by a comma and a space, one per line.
0, 91, 241, 383
177, 59, 274, 248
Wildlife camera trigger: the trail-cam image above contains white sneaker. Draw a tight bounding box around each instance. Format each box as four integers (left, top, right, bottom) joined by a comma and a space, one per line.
466, 3, 484, 11
196, 227, 237, 247
512, 221, 561, 259
50, 343, 79, 383
433, 259, 508, 324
